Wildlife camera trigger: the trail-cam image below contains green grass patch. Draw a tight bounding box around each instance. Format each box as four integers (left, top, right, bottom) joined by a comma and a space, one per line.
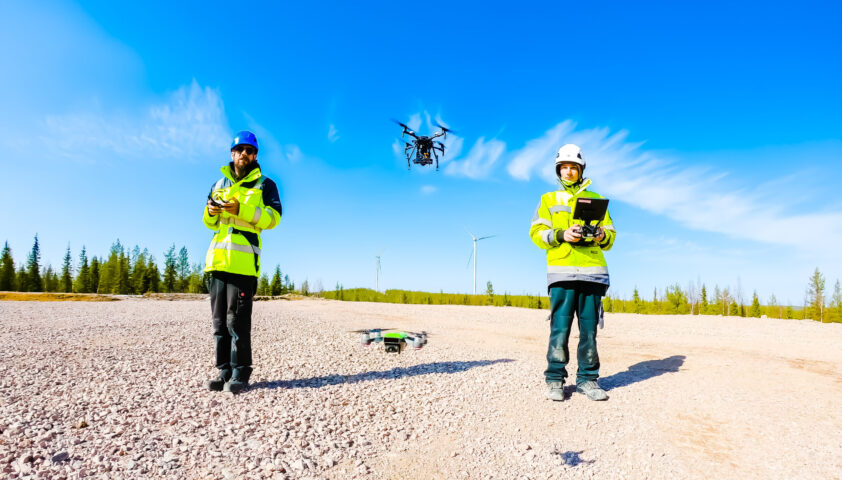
0, 292, 120, 302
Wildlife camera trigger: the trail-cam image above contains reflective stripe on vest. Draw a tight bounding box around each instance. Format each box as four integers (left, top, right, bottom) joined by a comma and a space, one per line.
549, 205, 571, 214
209, 241, 262, 255
548, 265, 608, 275
219, 216, 261, 232
266, 208, 278, 229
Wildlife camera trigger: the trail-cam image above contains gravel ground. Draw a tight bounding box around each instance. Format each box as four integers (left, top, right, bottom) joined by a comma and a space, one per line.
1, 297, 841, 479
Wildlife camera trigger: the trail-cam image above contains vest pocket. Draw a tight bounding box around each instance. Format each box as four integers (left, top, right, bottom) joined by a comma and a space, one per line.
548, 243, 571, 260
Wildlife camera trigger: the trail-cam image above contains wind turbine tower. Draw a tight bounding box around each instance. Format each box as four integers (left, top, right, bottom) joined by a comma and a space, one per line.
375, 251, 383, 292
466, 230, 496, 295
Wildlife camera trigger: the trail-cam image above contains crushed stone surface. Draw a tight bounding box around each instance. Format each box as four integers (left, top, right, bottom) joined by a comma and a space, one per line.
1, 298, 841, 479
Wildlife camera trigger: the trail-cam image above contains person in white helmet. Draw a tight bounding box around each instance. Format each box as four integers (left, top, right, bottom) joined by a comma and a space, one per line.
529, 144, 616, 402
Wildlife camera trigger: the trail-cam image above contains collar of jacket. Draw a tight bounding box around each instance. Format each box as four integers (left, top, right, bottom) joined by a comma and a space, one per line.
222, 162, 261, 185
558, 177, 591, 195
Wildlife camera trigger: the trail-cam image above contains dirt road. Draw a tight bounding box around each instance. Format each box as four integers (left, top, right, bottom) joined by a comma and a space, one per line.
1, 298, 840, 479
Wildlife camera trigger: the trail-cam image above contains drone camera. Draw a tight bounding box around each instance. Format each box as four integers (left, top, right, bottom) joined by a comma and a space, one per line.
383, 337, 404, 354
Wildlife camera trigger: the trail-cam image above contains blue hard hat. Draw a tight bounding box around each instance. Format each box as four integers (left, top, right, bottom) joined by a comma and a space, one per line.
231, 130, 259, 152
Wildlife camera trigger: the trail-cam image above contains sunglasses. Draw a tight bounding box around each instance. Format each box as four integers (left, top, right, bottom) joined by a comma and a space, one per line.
233, 145, 257, 155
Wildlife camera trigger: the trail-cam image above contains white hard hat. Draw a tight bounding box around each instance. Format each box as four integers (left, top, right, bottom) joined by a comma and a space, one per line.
555, 144, 586, 171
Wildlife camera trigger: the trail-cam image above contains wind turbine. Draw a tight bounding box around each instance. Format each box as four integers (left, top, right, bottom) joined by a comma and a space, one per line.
466, 229, 496, 295
375, 250, 383, 292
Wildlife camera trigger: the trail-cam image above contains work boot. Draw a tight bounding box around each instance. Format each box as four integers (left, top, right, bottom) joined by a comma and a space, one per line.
576, 380, 608, 401
204, 375, 227, 392
223, 380, 249, 394
546, 381, 565, 401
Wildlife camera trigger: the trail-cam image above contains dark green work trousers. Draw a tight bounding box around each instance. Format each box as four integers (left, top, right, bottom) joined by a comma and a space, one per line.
209, 271, 257, 383
544, 281, 606, 385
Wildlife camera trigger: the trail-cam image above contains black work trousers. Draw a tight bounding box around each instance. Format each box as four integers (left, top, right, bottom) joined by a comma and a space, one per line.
209, 271, 257, 383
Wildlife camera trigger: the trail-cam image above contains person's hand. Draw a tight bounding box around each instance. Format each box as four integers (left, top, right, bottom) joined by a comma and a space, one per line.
595, 227, 605, 243
207, 199, 221, 216
557, 226, 582, 243
221, 197, 240, 216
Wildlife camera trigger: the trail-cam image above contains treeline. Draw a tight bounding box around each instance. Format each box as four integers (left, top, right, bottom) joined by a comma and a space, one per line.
603, 268, 841, 323
0, 235, 207, 295
321, 274, 842, 324
4, 235, 839, 323
0, 235, 304, 297
321, 282, 549, 309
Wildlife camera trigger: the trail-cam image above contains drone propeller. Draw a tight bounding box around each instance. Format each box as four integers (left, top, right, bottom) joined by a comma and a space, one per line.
348, 328, 394, 334
434, 122, 457, 135
391, 119, 418, 138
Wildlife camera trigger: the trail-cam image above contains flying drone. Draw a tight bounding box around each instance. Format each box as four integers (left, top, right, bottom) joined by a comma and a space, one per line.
350, 328, 428, 353
393, 120, 454, 171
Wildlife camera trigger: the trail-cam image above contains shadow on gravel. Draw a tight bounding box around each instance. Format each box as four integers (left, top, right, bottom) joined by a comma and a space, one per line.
250, 359, 515, 390
600, 355, 686, 391
552, 450, 595, 467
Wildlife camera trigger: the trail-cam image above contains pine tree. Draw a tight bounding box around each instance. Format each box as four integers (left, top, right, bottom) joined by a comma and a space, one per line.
131, 249, 148, 294
89, 257, 100, 293
750, 291, 761, 317
187, 263, 206, 293
60, 244, 73, 293
700, 284, 708, 314
117, 249, 131, 294
74, 246, 91, 293
162, 244, 178, 293
0, 242, 15, 291
729, 300, 740, 316
300, 279, 310, 296
485, 281, 494, 305
665, 284, 688, 314
270, 266, 282, 296
806, 267, 826, 322
177, 246, 190, 292
16, 266, 27, 292
257, 274, 270, 296
98, 241, 123, 294
42, 265, 59, 292
144, 256, 161, 293
632, 287, 643, 314
26, 234, 43, 292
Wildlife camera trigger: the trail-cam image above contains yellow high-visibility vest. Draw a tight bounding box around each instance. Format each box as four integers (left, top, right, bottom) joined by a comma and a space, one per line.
202, 165, 281, 277
529, 178, 616, 288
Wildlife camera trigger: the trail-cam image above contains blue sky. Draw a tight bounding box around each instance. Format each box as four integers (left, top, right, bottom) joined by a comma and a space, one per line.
2, 0, 841, 305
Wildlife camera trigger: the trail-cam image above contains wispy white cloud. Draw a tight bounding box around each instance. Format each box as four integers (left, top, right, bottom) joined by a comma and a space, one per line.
40, 80, 229, 162
507, 121, 577, 181
420, 185, 437, 195
242, 112, 305, 164
328, 124, 339, 143
444, 137, 506, 179
507, 121, 842, 249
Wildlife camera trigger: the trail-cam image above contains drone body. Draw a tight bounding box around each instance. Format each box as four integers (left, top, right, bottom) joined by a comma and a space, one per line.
352, 328, 428, 353
394, 120, 453, 171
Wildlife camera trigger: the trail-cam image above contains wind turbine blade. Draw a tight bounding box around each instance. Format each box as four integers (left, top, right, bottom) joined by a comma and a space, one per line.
464, 227, 476, 240
466, 249, 474, 269
477, 234, 497, 241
